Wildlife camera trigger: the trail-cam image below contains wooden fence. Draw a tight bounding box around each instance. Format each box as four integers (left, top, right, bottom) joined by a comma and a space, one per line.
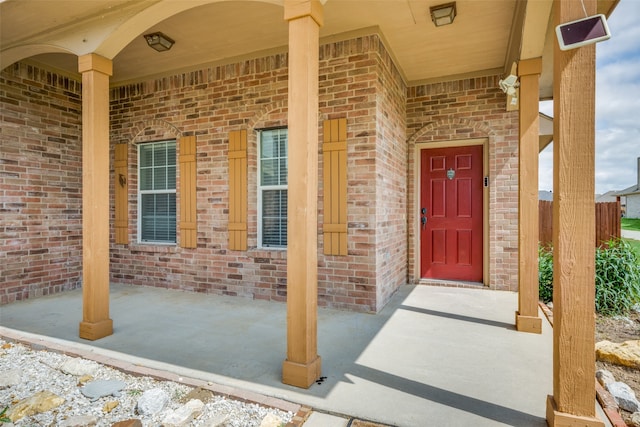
539, 201, 621, 248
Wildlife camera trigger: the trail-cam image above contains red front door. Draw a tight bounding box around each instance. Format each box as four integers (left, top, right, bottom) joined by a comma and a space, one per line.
420, 145, 483, 282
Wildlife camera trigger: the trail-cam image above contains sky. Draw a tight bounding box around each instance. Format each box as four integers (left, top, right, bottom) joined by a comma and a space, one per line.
538, 0, 640, 194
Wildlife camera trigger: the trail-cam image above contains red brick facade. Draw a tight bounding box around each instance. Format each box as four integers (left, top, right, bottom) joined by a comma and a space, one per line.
107, 35, 408, 312
371, 42, 408, 309
0, 33, 518, 310
0, 64, 83, 304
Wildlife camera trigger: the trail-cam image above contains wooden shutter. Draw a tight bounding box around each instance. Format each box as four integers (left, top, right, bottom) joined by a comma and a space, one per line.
228, 130, 247, 251
323, 118, 348, 255
179, 136, 197, 248
114, 144, 128, 244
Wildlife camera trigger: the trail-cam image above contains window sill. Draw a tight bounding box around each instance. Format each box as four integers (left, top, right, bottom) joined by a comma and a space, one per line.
128, 243, 178, 254
250, 248, 287, 260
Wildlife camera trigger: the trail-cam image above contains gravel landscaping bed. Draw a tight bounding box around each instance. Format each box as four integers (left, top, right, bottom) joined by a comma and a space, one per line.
0, 338, 293, 426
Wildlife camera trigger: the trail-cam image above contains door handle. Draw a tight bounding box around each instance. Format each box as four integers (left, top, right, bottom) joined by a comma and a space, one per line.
421, 216, 427, 228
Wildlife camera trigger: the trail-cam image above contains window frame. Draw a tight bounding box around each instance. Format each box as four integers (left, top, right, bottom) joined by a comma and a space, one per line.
257, 127, 288, 249
137, 139, 177, 245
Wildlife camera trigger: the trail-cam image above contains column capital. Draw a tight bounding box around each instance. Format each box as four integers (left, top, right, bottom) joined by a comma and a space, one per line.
78, 53, 113, 76
284, 0, 323, 26
518, 57, 542, 77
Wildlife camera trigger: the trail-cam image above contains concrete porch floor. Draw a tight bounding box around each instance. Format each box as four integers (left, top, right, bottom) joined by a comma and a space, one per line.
0, 284, 608, 426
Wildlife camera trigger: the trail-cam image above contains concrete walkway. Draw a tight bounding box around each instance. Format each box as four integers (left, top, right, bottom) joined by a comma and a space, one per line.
0, 284, 606, 426
622, 229, 640, 240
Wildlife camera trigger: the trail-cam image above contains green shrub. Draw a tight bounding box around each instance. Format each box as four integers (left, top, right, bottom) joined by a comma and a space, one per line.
595, 239, 640, 315
538, 239, 640, 315
538, 245, 554, 304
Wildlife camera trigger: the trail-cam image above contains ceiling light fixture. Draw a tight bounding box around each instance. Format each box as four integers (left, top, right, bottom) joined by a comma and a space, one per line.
430, 2, 457, 27
144, 32, 175, 52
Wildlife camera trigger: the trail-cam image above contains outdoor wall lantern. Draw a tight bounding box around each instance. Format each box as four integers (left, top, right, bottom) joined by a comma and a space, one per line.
430, 2, 457, 27
499, 74, 519, 96
144, 32, 175, 52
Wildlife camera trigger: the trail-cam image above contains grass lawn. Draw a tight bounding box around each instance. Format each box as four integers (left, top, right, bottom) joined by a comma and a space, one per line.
623, 237, 640, 257
622, 218, 640, 231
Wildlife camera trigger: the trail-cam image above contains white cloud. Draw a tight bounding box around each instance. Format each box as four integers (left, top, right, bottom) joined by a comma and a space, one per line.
539, 0, 640, 194
597, 2, 640, 63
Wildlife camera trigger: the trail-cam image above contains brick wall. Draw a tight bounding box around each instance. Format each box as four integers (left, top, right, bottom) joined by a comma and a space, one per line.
110, 57, 292, 300
110, 34, 404, 312
373, 42, 408, 310
0, 63, 83, 304
1, 35, 519, 310
406, 76, 519, 291
316, 36, 385, 311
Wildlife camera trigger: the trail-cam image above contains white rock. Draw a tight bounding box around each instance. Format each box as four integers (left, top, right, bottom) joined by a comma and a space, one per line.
595, 369, 616, 387
161, 399, 204, 426
202, 413, 229, 427
136, 388, 169, 415
607, 381, 640, 413
60, 359, 99, 376
0, 369, 21, 388
259, 412, 284, 427
0, 340, 292, 426
80, 379, 126, 401
59, 415, 99, 427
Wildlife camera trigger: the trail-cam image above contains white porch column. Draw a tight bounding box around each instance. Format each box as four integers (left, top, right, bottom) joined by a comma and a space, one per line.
78, 53, 113, 341
282, 0, 323, 388
546, 0, 603, 425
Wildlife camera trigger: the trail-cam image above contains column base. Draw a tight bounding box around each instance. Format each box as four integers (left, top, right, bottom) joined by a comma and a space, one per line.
546, 395, 604, 427
282, 356, 322, 389
79, 318, 113, 341
516, 311, 542, 334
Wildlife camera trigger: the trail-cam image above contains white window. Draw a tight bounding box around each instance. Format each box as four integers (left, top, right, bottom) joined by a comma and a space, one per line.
258, 128, 288, 248
138, 140, 176, 243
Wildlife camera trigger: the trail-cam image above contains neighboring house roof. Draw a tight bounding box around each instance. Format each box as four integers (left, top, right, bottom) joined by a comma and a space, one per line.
540, 190, 624, 202
595, 190, 619, 203
539, 113, 553, 152
616, 157, 640, 196
617, 184, 640, 196
539, 191, 553, 201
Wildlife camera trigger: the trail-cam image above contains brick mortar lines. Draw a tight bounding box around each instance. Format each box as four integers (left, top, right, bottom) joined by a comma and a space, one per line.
0, 63, 83, 305
4, 33, 520, 310
107, 35, 387, 313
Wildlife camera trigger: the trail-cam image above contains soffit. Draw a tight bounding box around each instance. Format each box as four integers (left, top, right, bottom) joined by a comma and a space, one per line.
0, 0, 137, 47
0, 0, 618, 93
1, 0, 518, 86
